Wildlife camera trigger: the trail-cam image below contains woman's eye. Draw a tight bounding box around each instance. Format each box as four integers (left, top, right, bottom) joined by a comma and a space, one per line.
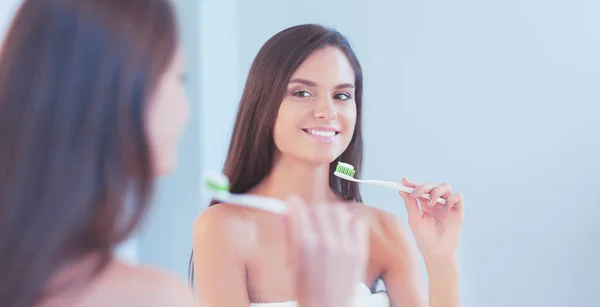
293, 91, 312, 98
335, 93, 352, 101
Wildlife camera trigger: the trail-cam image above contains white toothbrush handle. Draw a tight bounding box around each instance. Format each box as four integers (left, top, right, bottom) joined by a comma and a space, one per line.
358, 179, 447, 205
357, 179, 413, 193
225, 193, 288, 214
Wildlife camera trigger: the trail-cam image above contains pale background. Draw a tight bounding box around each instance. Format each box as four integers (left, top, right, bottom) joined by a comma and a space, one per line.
1, 0, 599, 306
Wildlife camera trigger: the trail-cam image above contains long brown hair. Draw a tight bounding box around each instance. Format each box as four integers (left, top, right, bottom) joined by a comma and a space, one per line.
0, 0, 177, 306
189, 24, 364, 286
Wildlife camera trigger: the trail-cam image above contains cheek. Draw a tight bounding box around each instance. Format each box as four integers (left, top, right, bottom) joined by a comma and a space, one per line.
340, 104, 357, 133
146, 104, 172, 155
173, 87, 190, 126
146, 86, 188, 157
273, 104, 301, 147
150, 97, 184, 141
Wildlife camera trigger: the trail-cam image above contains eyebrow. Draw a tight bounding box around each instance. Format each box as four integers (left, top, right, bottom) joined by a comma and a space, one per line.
288, 78, 355, 90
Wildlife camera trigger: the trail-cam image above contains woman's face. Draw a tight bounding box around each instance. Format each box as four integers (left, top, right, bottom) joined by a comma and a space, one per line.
146, 47, 190, 175
273, 46, 357, 165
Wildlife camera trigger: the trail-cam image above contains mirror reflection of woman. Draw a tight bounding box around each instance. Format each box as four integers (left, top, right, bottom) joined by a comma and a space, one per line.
191, 24, 464, 307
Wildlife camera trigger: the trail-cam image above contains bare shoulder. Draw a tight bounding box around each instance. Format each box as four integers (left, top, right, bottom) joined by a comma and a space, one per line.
191, 203, 269, 303
354, 203, 415, 254
193, 203, 256, 234
193, 203, 264, 256
76, 261, 196, 307
121, 264, 196, 306
353, 203, 406, 236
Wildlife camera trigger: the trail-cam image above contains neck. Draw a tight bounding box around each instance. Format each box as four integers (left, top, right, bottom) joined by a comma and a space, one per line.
253, 155, 338, 204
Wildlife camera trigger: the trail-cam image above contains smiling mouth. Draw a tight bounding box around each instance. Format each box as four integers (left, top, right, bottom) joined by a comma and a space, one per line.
302, 129, 340, 137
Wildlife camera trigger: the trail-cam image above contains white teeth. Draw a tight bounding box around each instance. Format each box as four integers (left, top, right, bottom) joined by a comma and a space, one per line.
308, 130, 336, 137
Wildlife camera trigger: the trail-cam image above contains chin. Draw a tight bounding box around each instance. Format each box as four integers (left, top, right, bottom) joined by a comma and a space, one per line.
301, 150, 343, 165
278, 136, 351, 166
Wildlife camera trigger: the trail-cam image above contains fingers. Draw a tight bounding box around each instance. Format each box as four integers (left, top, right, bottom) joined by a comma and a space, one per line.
332, 204, 352, 253
398, 187, 422, 225
404, 179, 464, 214
314, 203, 335, 249
287, 199, 369, 290
349, 214, 369, 281
350, 217, 368, 259
287, 198, 367, 255
445, 192, 464, 211
283, 195, 304, 268
428, 183, 452, 207
410, 182, 438, 208
405, 180, 453, 207
291, 201, 367, 307
402, 177, 418, 188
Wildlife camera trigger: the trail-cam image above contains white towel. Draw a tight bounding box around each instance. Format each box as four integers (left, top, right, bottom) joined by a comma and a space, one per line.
249, 283, 390, 307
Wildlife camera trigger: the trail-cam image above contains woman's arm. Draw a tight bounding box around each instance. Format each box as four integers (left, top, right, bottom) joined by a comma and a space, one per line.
384, 253, 460, 307
425, 256, 460, 307
375, 209, 428, 307
375, 177, 464, 307
192, 205, 252, 307
399, 178, 464, 307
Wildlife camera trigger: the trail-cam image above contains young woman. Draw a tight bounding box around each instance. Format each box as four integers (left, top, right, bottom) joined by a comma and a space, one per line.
191, 24, 464, 307
0, 1, 367, 307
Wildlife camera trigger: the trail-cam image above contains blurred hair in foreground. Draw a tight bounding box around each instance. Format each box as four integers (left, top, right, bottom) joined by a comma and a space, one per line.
0, 0, 178, 306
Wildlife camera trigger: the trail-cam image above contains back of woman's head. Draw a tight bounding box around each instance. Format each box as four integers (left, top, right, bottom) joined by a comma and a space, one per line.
0, 0, 178, 306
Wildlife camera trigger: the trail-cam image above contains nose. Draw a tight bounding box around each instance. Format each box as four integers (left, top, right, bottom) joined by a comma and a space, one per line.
312, 96, 337, 120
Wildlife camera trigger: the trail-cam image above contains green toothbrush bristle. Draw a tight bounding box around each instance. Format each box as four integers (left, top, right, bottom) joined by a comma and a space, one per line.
206, 178, 229, 192
335, 163, 356, 177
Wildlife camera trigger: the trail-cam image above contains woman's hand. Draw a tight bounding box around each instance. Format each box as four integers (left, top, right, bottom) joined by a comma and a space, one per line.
283, 196, 369, 307
398, 179, 464, 262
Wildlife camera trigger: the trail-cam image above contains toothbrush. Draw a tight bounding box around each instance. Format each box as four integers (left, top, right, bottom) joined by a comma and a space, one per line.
203, 171, 288, 214
333, 162, 447, 205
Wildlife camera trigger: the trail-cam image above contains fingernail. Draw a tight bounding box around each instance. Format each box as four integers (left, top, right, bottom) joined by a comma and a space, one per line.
411, 189, 419, 196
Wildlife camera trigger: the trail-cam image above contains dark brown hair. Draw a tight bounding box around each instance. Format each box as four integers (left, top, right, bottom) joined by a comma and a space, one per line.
0, 0, 177, 306
189, 23, 364, 286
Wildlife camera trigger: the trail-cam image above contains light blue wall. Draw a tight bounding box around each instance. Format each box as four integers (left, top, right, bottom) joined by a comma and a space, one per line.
0, 0, 19, 37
